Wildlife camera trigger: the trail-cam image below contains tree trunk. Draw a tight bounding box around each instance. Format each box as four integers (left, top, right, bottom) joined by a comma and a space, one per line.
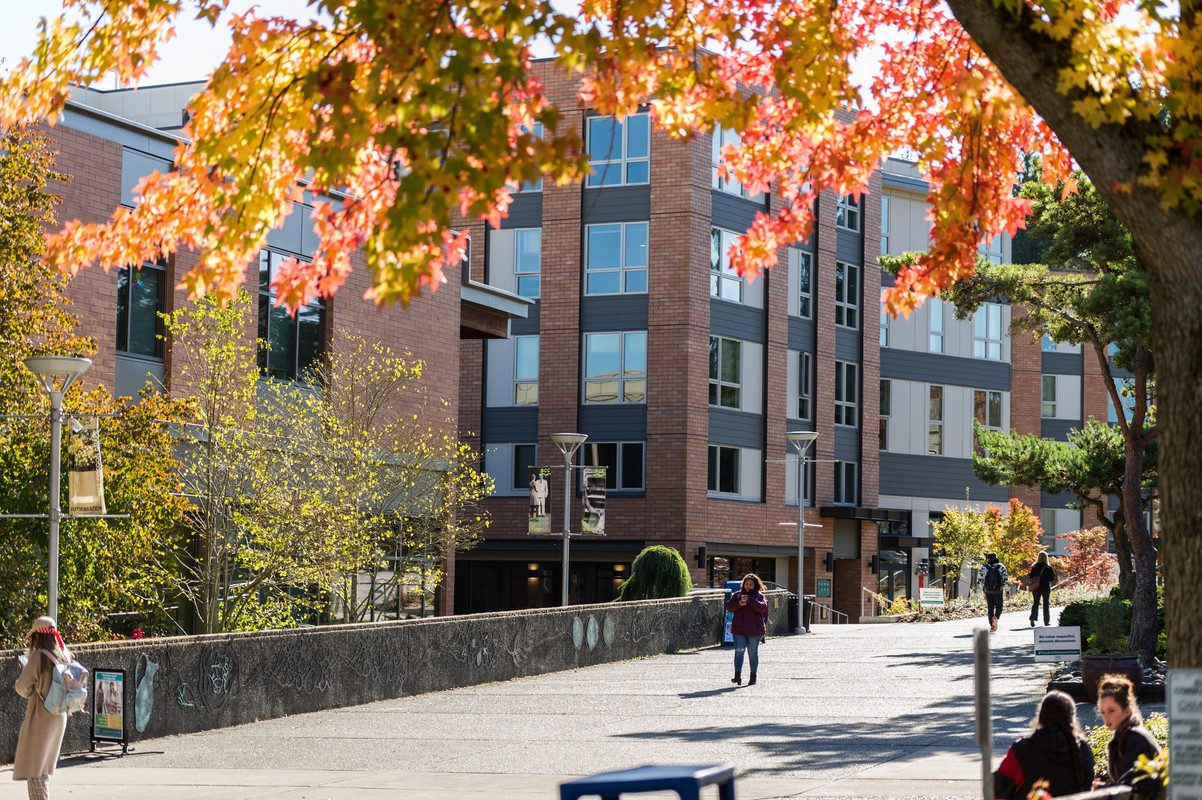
943, 0, 1202, 668
1111, 518, 1136, 600
1122, 437, 1157, 661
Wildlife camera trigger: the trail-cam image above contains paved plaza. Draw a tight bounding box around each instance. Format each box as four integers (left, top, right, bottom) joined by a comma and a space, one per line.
3, 606, 1159, 799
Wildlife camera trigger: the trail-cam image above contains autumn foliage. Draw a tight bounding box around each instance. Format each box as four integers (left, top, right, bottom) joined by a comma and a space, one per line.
1053, 527, 1119, 591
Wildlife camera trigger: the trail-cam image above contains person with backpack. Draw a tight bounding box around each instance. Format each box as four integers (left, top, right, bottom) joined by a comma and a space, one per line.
1027, 552, 1057, 627
978, 553, 1009, 632
13, 616, 75, 800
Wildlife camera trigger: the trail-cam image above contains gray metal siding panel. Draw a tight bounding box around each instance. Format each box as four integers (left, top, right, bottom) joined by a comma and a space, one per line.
881, 269, 896, 288
482, 407, 539, 442
836, 229, 862, 264
1042, 351, 1083, 376
835, 328, 861, 362
708, 408, 763, 447
788, 320, 816, 351
880, 350, 1011, 391
879, 453, 1011, 503
883, 171, 928, 192
500, 194, 543, 229
63, 106, 178, 158
710, 301, 764, 342
711, 191, 765, 233
580, 296, 649, 331
510, 302, 541, 335
581, 187, 651, 223
1041, 419, 1078, 442
579, 405, 648, 440
1042, 490, 1077, 509
833, 426, 861, 461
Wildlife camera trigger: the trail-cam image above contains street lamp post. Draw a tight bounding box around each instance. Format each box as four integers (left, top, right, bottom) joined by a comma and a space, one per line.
785, 430, 819, 633
549, 433, 587, 607
23, 356, 92, 620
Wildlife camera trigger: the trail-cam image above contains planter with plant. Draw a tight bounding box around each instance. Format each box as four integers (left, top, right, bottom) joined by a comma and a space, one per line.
1079, 594, 1141, 701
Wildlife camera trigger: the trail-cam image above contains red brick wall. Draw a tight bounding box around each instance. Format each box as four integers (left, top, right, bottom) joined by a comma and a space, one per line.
1008, 309, 1043, 513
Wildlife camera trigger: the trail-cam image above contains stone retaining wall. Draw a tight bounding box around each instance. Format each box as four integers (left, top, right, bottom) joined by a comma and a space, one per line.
1, 590, 789, 763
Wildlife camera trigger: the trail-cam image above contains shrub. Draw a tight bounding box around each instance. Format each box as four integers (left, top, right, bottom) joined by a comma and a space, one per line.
618, 546, 692, 600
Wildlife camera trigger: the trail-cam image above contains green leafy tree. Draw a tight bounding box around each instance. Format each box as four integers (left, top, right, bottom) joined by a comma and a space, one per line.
930, 508, 990, 599
618, 546, 692, 601
985, 499, 1043, 582
0, 126, 187, 645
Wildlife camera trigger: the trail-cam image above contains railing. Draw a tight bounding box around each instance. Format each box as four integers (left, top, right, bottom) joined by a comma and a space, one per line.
812, 603, 849, 624
862, 587, 882, 619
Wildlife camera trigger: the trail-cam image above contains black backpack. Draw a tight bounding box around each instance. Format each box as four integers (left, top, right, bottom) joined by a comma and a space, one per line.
983, 563, 1004, 592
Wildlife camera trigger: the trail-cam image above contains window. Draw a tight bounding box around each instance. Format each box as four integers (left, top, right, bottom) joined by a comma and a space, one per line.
514, 228, 541, 298
707, 445, 740, 495
711, 125, 763, 201
928, 297, 944, 353
1042, 375, 1057, 418
880, 301, 889, 347
709, 336, 742, 409
1109, 378, 1136, 423
835, 261, 859, 328
582, 442, 645, 491
710, 227, 743, 302
929, 385, 944, 455
879, 380, 891, 451
880, 196, 890, 255
979, 235, 1004, 265
518, 122, 543, 192
794, 248, 813, 318
973, 303, 1003, 360
1040, 509, 1058, 551
833, 461, 858, 505
836, 194, 861, 232
835, 361, 858, 427
586, 222, 647, 295
797, 352, 812, 421
584, 332, 647, 403
512, 444, 537, 491
587, 113, 650, 186
514, 336, 538, 405
1042, 335, 1058, 352
116, 259, 166, 359
258, 249, 326, 381
974, 389, 1002, 455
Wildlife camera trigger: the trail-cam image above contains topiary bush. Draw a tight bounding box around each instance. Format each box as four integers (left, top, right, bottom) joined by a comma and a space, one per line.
618, 546, 693, 600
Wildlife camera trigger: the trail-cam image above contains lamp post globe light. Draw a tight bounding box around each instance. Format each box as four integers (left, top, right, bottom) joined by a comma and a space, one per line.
23, 356, 92, 620
549, 433, 588, 607
785, 430, 819, 633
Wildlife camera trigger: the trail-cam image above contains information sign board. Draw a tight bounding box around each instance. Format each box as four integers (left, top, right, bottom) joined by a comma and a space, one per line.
92, 669, 125, 743
1168, 669, 1202, 800
919, 588, 944, 608
1033, 627, 1081, 663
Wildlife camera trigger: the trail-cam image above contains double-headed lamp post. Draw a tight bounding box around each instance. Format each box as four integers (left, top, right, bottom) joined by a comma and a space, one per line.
549, 433, 587, 607
785, 430, 819, 633
23, 356, 92, 621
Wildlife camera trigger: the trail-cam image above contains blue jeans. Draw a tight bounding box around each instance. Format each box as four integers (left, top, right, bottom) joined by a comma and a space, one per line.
733, 634, 760, 673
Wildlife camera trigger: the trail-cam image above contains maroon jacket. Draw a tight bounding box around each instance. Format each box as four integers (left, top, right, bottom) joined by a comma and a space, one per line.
725, 591, 769, 637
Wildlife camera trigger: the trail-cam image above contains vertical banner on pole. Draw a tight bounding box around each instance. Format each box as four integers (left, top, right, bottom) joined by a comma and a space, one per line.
527, 466, 552, 534
68, 417, 106, 516
581, 467, 607, 534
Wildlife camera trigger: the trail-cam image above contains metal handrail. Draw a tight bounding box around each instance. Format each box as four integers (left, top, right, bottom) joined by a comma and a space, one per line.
861, 586, 881, 618
813, 603, 849, 624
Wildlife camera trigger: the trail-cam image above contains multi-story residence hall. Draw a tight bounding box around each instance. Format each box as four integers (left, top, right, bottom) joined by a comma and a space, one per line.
455, 63, 1123, 618
48, 71, 1122, 621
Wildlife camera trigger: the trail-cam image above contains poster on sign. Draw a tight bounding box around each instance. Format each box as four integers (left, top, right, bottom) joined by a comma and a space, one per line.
1168, 669, 1202, 800
92, 670, 125, 743
527, 466, 552, 534
919, 588, 945, 608
1033, 627, 1082, 663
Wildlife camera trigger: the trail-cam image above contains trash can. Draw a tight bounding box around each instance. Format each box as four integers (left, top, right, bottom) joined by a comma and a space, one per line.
801, 595, 816, 632
786, 594, 799, 631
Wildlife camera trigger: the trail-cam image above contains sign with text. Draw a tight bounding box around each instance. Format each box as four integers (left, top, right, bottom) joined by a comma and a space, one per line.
1033, 626, 1082, 663
527, 467, 552, 534
816, 578, 831, 598
919, 588, 945, 608
1168, 669, 1202, 800
92, 669, 125, 742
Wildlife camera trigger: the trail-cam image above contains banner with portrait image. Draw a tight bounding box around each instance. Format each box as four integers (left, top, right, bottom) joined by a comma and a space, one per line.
527, 466, 552, 534
581, 467, 607, 534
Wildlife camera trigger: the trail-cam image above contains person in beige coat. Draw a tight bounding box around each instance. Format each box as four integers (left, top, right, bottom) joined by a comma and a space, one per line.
13, 616, 72, 800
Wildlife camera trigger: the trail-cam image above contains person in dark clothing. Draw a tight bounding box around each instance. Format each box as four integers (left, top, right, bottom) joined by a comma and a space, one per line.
978, 553, 1009, 632
994, 690, 1093, 799
1098, 675, 1163, 795
724, 573, 768, 686
1028, 551, 1056, 627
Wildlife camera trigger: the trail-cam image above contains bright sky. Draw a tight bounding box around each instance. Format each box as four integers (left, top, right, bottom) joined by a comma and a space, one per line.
0, 0, 319, 85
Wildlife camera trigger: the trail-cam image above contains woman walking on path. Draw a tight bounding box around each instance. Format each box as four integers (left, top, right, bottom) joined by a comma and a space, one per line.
13, 616, 73, 800
1027, 552, 1056, 627
1098, 675, 1162, 793
725, 573, 769, 686
993, 690, 1093, 799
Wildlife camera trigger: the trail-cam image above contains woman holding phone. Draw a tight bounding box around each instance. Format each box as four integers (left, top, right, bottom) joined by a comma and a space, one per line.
725, 573, 769, 686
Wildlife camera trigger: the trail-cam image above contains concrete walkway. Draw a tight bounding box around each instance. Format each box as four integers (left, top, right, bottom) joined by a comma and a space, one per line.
3, 606, 1157, 799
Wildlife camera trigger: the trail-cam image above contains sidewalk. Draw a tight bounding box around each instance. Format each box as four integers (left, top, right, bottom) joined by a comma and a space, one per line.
3, 607, 1144, 799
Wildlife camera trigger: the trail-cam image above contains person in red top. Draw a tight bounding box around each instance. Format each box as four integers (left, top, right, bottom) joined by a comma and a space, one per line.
993, 690, 1093, 799
724, 574, 769, 686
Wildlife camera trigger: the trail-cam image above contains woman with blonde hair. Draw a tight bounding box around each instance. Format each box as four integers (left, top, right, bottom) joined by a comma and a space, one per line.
13, 616, 73, 799
1027, 551, 1056, 627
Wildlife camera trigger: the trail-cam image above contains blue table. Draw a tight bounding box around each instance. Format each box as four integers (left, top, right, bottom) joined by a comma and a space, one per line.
559, 764, 737, 800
